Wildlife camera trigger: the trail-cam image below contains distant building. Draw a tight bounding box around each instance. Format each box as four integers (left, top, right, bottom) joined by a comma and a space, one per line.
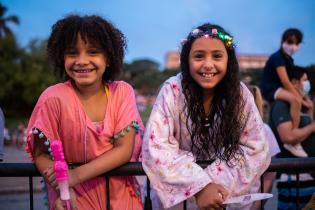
237, 54, 268, 71
164, 50, 180, 70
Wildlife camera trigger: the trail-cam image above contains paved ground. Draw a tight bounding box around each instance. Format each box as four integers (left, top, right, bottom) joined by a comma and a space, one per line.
0, 193, 46, 210
0, 145, 277, 210
0, 145, 46, 210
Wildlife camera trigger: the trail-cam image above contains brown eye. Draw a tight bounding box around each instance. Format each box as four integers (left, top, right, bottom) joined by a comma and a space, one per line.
65, 47, 77, 55
65, 49, 77, 56
88, 48, 101, 55
193, 52, 204, 60
213, 53, 223, 59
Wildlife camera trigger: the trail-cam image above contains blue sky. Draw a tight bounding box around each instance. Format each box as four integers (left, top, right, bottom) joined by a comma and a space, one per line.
3, 0, 315, 68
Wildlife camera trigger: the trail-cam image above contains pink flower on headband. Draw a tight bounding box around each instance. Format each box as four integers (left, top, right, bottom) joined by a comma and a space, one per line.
212, 29, 218, 35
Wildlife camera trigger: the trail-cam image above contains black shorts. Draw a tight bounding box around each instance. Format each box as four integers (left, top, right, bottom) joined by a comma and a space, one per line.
262, 90, 276, 103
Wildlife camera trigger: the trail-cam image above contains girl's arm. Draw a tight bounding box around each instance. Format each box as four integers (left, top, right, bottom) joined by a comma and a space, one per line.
276, 66, 301, 97
277, 120, 315, 144
69, 129, 136, 186
32, 134, 58, 188
34, 129, 135, 188
203, 83, 271, 197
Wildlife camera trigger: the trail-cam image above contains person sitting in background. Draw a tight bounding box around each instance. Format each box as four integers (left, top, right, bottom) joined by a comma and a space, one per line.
260, 28, 310, 157
12, 122, 26, 149
248, 86, 280, 210
269, 66, 315, 210
3, 127, 11, 146
0, 107, 4, 161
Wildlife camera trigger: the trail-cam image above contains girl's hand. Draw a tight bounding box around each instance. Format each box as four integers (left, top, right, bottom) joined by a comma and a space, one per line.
43, 167, 80, 189
54, 188, 77, 210
67, 169, 80, 187
43, 166, 58, 189
195, 183, 229, 210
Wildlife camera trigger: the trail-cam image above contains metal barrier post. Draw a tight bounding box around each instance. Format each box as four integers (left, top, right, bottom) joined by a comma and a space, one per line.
29, 176, 34, 210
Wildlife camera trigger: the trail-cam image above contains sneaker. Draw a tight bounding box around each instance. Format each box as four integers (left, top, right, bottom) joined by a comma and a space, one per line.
283, 143, 308, 157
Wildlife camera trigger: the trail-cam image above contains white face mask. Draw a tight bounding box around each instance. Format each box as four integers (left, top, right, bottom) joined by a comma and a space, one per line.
302, 80, 311, 95
282, 42, 300, 56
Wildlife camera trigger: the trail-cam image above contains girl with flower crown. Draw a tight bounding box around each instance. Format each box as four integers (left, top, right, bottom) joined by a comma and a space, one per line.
142, 23, 270, 210
26, 15, 143, 210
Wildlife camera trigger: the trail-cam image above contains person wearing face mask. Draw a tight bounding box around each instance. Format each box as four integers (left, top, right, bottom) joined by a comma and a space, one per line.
269, 66, 315, 210
260, 28, 311, 157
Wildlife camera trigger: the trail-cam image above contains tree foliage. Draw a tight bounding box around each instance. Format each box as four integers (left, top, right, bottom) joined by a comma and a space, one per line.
0, 38, 58, 117
122, 59, 179, 95
0, 2, 19, 38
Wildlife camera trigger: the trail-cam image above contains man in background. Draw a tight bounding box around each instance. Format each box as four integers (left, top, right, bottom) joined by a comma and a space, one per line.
269, 66, 315, 209
0, 107, 4, 161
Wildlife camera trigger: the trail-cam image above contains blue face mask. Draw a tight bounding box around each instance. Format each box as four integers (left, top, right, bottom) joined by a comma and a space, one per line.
303, 80, 311, 95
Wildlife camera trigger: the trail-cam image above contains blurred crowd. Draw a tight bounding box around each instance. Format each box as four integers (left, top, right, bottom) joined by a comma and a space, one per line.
3, 121, 27, 149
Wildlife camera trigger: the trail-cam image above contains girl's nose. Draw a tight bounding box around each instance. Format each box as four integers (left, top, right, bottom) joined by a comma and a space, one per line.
75, 53, 89, 65
204, 59, 214, 70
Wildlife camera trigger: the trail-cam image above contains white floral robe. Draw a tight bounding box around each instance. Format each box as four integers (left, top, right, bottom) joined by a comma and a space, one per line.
142, 74, 271, 209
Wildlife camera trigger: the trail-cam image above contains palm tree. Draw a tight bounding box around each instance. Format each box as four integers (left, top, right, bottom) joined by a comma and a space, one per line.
0, 3, 19, 38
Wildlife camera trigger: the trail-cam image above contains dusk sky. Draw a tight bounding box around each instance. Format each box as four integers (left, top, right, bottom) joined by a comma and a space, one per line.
3, 0, 315, 68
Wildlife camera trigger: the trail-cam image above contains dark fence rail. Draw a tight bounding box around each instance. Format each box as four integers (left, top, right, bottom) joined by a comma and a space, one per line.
1, 158, 315, 177
1, 157, 315, 210
0, 162, 146, 177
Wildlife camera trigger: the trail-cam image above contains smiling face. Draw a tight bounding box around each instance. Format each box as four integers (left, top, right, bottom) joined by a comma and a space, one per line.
188, 37, 228, 97
64, 34, 107, 89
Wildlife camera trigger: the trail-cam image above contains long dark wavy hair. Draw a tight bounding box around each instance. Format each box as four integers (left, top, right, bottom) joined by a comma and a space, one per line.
47, 14, 126, 82
180, 23, 246, 163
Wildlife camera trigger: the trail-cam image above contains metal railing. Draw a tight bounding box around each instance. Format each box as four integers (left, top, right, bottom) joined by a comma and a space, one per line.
1, 157, 315, 210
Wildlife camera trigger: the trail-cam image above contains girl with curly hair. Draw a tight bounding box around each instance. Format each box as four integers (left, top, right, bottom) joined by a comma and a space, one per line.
142, 23, 270, 210
26, 15, 143, 210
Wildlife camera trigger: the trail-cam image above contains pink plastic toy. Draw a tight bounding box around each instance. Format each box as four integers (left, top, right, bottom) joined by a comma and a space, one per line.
51, 140, 71, 210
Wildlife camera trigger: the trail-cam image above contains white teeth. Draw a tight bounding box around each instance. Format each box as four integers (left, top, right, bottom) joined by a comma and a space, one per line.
74, 69, 92, 73
202, 73, 215, 78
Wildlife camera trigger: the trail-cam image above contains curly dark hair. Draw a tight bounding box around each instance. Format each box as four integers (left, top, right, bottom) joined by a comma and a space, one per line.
47, 14, 127, 81
180, 23, 246, 163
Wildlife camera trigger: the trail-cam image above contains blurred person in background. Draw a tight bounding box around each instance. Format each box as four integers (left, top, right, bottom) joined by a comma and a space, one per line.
248, 85, 280, 210
260, 28, 310, 157
0, 107, 4, 161
269, 66, 315, 209
11, 121, 26, 149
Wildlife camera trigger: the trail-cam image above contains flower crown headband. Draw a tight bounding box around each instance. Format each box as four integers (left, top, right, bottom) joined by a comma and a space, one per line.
181, 28, 234, 49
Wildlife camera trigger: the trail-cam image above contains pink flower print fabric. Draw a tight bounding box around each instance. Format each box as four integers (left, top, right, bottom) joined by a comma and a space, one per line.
142, 74, 271, 209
